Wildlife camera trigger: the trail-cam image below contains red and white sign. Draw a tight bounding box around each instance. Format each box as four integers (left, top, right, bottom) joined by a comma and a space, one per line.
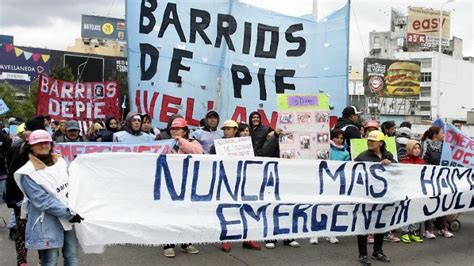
407, 7, 450, 46
36, 74, 120, 121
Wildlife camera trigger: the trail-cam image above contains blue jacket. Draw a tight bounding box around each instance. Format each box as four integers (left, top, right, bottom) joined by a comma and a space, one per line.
20, 175, 74, 249
330, 143, 350, 161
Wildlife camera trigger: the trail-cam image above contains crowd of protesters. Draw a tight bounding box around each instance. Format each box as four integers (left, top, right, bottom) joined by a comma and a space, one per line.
0, 107, 464, 266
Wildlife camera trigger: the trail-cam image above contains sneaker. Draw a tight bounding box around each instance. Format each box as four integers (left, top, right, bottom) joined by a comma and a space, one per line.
265, 242, 275, 249
359, 255, 372, 266
284, 240, 300, 247
309, 237, 319, 244
438, 229, 453, 238
326, 236, 339, 244
423, 230, 436, 239
221, 242, 231, 252
182, 245, 199, 254
367, 234, 374, 244
163, 248, 175, 258
400, 234, 411, 243
409, 234, 423, 243
384, 232, 400, 242
242, 241, 261, 250
372, 252, 391, 262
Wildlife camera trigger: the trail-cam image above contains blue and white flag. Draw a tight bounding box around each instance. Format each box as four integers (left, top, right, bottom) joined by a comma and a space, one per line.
0, 98, 10, 115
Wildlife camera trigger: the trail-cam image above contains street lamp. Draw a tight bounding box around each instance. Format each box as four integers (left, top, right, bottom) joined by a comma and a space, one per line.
436, 0, 455, 118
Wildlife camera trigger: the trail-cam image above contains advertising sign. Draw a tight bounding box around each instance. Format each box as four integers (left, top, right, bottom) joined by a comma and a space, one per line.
407, 7, 451, 47
126, 0, 350, 129
0, 45, 50, 86
363, 58, 421, 97
82, 15, 126, 41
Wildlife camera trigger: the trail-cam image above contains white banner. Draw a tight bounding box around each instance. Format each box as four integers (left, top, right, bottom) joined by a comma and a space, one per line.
68, 153, 474, 253
214, 137, 254, 157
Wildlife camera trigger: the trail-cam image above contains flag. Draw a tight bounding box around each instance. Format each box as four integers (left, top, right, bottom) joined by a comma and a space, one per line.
0, 98, 10, 115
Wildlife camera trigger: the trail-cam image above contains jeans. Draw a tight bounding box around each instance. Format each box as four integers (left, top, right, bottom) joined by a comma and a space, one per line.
357, 234, 384, 256
7, 210, 16, 229
0, 178, 6, 203
39, 229, 79, 266
425, 216, 448, 231
401, 223, 419, 234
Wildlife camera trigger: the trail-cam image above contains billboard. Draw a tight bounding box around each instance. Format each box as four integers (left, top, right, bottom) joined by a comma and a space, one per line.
363, 58, 421, 97
81, 15, 126, 41
64, 54, 104, 82
407, 7, 451, 47
0, 45, 50, 86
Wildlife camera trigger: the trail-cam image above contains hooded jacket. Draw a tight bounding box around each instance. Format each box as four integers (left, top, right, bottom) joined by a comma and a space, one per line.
113, 112, 154, 143
99, 116, 119, 142
399, 140, 425, 165
395, 127, 411, 160
249, 111, 272, 156
334, 117, 361, 150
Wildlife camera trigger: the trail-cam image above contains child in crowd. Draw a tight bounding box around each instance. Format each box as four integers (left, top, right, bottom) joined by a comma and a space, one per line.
399, 140, 424, 244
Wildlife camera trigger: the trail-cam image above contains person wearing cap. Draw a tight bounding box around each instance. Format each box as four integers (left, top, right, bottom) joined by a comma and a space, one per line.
113, 112, 155, 143
14, 130, 83, 266
395, 126, 412, 160
209, 120, 262, 252
5, 116, 46, 266
334, 106, 362, 152
191, 110, 223, 154
55, 120, 85, 143
163, 117, 202, 257
363, 120, 379, 137
354, 130, 395, 265
53, 120, 67, 141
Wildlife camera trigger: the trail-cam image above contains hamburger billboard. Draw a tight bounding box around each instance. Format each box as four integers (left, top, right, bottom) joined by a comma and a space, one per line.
407, 7, 451, 47
363, 58, 421, 97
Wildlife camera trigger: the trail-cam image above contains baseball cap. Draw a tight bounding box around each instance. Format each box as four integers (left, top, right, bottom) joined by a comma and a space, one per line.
221, 120, 238, 129
364, 120, 379, 129
29, 130, 53, 145
206, 110, 219, 118
66, 120, 80, 131
170, 118, 188, 128
342, 106, 362, 116
367, 130, 385, 142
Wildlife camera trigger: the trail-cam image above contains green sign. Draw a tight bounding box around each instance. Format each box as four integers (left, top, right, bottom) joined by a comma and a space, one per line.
350, 137, 398, 161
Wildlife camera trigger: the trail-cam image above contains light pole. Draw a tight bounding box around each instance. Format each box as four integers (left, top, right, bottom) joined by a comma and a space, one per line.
436, 0, 455, 118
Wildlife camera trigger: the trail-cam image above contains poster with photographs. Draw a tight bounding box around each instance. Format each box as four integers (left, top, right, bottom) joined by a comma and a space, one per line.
277, 94, 330, 160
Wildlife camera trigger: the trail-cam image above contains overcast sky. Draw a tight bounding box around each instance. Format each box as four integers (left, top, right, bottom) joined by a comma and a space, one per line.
0, 0, 472, 70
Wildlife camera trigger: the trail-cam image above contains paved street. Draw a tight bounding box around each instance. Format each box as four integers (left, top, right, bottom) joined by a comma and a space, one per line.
0, 205, 473, 265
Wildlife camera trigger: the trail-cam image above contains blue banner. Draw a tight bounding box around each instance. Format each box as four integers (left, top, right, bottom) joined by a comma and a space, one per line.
441, 123, 474, 168
126, 0, 350, 128
0, 98, 9, 115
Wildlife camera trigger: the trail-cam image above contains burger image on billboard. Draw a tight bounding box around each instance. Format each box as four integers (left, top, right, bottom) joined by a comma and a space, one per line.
385, 61, 421, 96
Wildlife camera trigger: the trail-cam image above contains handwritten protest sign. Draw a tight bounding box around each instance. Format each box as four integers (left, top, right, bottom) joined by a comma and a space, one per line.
350, 137, 398, 161
214, 137, 254, 157
277, 94, 330, 159
69, 153, 474, 253
126, 0, 350, 128
441, 124, 473, 167
54, 140, 175, 163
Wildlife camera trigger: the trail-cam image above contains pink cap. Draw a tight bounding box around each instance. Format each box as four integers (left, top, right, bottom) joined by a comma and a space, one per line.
170, 118, 188, 128
29, 130, 53, 145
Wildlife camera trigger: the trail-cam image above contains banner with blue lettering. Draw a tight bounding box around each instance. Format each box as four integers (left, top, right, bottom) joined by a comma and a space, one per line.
69, 153, 474, 253
126, 0, 350, 129
441, 124, 474, 168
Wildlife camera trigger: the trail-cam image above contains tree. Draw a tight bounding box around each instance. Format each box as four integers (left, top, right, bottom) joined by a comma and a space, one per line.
49, 64, 75, 81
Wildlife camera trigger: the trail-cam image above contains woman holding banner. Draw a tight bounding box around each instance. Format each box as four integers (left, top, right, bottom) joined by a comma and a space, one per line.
354, 130, 394, 265
421, 126, 453, 239
14, 130, 83, 266
163, 118, 203, 257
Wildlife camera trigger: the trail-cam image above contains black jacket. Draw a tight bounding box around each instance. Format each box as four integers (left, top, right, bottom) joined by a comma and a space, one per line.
354, 149, 397, 163
334, 117, 361, 148
249, 111, 272, 156
422, 139, 442, 165
259, 134, 280, 158
0, 131, 12, 175
5, 140, 30, 208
